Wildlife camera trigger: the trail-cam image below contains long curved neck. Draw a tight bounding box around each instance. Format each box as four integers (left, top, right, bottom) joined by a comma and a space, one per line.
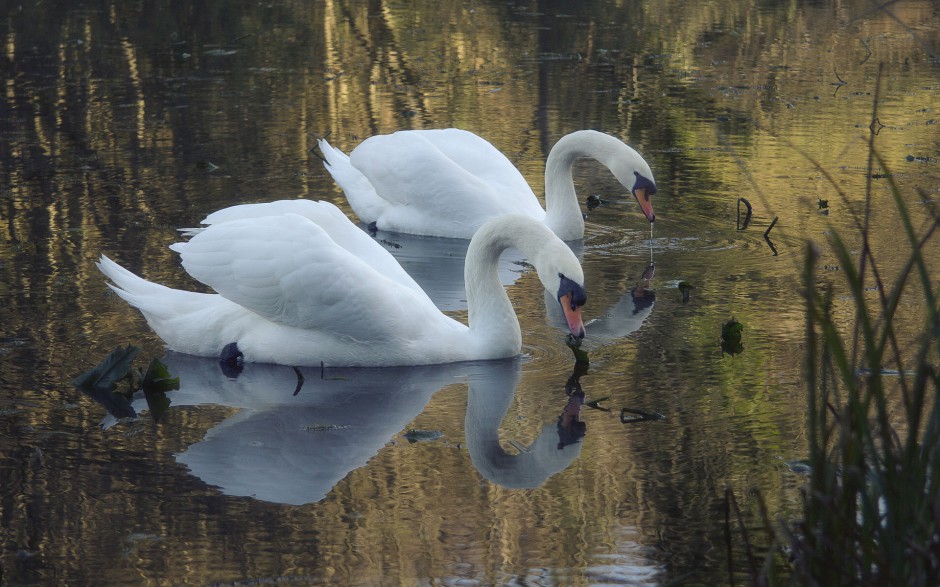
464, 219, 524, 358
543, 130, 629, 240
464, 216, 558, 358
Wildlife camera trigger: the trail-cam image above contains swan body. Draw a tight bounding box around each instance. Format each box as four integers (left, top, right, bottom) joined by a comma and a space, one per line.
318, 129, 657, 240
98, 200, 587, 367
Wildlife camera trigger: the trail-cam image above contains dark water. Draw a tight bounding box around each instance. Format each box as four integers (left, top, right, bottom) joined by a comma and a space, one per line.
1, 1, 938, 585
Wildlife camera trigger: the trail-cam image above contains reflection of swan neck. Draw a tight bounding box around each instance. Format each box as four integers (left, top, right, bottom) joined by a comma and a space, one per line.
464, 360, 583, 489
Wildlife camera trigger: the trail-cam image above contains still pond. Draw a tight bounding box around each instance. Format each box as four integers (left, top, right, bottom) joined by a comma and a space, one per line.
1, 1, 938, 585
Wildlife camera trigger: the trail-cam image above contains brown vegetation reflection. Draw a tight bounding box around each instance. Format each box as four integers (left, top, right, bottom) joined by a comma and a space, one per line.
1, 0, 937, 584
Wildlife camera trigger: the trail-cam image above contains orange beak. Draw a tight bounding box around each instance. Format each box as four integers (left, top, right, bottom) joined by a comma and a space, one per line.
634, 187, 655, 223
560, 293, 586, 339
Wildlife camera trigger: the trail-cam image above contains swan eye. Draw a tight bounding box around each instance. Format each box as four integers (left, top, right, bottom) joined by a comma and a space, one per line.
557, 274, 587, 309
633, 172, 657, 197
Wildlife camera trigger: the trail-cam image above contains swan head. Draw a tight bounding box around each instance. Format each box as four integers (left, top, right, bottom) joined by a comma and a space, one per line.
631, 171, 657, 224
556, 273, 587, 339
603, 138, 657, 223
525, 222, 586, 339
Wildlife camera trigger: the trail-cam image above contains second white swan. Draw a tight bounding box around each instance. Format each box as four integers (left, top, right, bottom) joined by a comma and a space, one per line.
318, 129, 657, 240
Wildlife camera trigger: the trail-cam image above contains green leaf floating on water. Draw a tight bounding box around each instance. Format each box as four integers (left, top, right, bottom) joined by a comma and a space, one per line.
73, 347, 180, 421
141, 358, 180, 394
142, 358, 178, 421
72, 345, 141, 392
721, 318, 745, 356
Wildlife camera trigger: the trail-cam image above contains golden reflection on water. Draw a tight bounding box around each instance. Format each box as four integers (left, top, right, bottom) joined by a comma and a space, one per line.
0, 0, 937, 584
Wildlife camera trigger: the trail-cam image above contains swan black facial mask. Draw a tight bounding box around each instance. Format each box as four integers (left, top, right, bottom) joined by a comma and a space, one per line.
632, 172, 657, 223
557, 274, 587, 339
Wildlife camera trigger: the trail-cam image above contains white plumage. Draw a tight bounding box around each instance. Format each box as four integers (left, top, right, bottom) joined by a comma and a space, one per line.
318, 128, 657, 240
98, 200, 587, 367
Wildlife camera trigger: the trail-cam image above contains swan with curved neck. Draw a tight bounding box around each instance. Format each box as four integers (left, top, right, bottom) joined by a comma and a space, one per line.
318, 129, 657, 240
97, 200, 587, 367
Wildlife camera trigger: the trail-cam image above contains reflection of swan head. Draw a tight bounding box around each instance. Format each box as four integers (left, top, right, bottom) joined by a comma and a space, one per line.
465, 359, 585, 489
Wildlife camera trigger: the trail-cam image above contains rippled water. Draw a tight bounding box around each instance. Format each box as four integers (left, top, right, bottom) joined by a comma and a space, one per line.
1, 1, 938, 585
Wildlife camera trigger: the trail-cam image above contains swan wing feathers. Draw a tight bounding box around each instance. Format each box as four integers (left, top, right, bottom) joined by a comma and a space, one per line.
169, 212, 436, 339
350, 131, 541, 218
187, 200, 429, 299
413, 129, 537, 200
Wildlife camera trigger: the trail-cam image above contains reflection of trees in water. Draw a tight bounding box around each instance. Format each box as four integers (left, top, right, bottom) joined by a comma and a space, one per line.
1, 1, 938, 584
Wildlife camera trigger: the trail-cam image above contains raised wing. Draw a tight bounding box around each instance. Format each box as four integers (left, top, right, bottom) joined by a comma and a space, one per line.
415, 129, 537, 201
169, 212, 439, 340
350, 131, 541, 219
184, 200, 430, 301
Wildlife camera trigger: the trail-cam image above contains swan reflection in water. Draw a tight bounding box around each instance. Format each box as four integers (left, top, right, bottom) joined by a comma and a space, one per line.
103, 353, 587, 505
366, 228, 528, 312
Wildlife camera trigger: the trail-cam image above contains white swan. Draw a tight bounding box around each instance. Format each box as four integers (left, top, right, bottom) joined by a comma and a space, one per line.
97, 200, 587, 367
318, 129, 657, 240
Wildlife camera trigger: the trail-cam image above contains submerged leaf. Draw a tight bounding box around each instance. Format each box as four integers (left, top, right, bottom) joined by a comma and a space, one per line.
721, 318, 745, 356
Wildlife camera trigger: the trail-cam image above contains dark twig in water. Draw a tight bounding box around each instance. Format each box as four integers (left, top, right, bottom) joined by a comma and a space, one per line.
737, 198, 753, 230
764, 216, 779, 256
764, 216, 778, 238
831, 68, 847, 96
293, 366, 305, 396
859, 37, 873, 65
619, 407, 665, 423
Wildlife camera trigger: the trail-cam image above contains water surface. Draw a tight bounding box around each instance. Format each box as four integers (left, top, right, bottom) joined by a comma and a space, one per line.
1, 1, 938, 585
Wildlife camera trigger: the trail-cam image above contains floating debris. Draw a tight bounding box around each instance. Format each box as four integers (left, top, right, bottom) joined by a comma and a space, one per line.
585, 396, 610, 412
404, 429, 444, 443
721, 318, 744, 356
565, 333, 589, 365
678, 281, 694, 303
785, 460, 812, 474
620, 407, 665, 424
737, 198, 752, 230
764, 216, 779, 256
73, 346, 179, 421
302, 424, 350, 432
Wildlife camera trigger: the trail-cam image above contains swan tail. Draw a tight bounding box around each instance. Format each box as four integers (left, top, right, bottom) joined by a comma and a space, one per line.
97, 255, 227, 355
317, 138, 386, 225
